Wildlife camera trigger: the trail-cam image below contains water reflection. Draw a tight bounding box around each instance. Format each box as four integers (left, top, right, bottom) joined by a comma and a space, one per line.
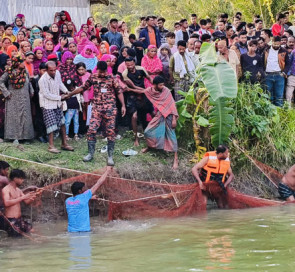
206, 234, 235, 270
68, 233, 92, 270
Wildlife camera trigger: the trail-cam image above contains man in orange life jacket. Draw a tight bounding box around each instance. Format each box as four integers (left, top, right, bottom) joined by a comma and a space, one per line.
192, 145, 234, 208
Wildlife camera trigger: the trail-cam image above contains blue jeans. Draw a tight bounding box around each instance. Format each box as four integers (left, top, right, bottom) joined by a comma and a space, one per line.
265, 73, 285, 107
65, 109, 79, 135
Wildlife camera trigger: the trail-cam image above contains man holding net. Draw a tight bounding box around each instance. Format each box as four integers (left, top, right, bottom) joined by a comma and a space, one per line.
1, 169, 36, 237
278, 165, 295, 201
192, 145, 234, 208
65, 168, 111, 232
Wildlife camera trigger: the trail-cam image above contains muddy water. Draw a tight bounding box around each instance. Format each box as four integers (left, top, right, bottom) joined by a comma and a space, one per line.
1, 205, 295, 271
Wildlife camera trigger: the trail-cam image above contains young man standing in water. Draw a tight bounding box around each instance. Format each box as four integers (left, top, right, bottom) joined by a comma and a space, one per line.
66, 168, 111, 232
278, 165, 295, 201
192, 145, 234, 208
2, 169, 36, 236
0, 161, 10, 212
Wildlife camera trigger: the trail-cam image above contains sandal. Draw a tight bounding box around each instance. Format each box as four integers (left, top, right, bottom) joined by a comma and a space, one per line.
65, 135, 71, 141
133, 132, 144, 138
74, 134, 79, 141
61, 145, 74, 151
48, 146, 61, 154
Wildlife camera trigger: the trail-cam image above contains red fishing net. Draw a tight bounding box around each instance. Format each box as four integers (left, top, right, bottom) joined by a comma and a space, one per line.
35, 169, 283, 221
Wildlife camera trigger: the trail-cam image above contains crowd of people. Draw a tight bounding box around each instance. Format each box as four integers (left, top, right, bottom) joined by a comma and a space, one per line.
0, 10, 295, 167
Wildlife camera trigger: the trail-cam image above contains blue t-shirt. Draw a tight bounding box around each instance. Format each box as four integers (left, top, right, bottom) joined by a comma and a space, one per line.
66, 189, 92, 232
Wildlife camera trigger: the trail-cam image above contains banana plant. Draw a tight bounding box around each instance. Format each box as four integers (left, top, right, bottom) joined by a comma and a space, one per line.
176, 42, 238, 159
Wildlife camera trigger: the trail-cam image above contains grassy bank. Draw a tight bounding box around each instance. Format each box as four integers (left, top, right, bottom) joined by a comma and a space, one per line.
0, 130, 196, 188
0, 130, 279, 200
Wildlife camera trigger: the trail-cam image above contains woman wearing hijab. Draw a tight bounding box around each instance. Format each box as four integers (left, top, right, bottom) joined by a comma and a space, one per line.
96, 54, 113, 75
78, 24, 91, 37
97, 41, 110, 60
1, 37, 12, 55
109, 45, 119, 57
132, 41, 144, 65
141, 45, 163, 88
33, 46, 46, 75
75, 31, 94, 54
16, 30, 27, 44
24, 51, 34, 78
68, 42, 78, 56
32, 38, 43, 50
87, 17, 96, 36
59, 51, 80, 84
43, 39, 54, 59
55, 11, 72, 26
12, 15, 24, 36
59, 51, 82, 141
29, 26, 42, 45
6, 45, 18, 59
19, 41, 31, 58
118, 21, 131, 47
0, 56, 34, 143
158, 43, 172, 83
73, 45, 98, 71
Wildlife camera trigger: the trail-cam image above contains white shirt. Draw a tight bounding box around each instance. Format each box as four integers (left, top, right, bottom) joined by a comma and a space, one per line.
266, 47, 281, 72
38, 70, 68, 109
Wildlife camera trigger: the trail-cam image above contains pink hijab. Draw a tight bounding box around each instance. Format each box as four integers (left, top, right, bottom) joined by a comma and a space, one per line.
100, 54, 113, 75
76, 31, 94, 54
61, 51, 74, 64
141, 45, 163, 88
81, 44, 97, 58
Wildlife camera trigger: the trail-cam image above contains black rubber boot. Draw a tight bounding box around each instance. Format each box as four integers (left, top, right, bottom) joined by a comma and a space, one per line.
107, 141, 115, 166
83, 140, 96, 162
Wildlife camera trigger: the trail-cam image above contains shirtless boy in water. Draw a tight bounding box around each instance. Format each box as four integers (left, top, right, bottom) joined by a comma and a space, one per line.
2, 169, 36, 236
278, 164, 295, 201
0, 161, 10, 211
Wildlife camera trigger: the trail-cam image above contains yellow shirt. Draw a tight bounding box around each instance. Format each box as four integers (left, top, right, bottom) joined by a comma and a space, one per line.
2, 33, 16, 43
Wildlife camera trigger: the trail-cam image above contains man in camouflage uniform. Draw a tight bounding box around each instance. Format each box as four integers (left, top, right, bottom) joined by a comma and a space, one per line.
67, 61, 126, 166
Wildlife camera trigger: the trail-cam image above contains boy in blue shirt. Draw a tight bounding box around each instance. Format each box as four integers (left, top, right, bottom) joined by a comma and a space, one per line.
66, 168, 111, 232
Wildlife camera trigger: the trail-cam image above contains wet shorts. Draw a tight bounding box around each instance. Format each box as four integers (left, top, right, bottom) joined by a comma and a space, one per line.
278, 182, 295, 200
5, 217, 32, 237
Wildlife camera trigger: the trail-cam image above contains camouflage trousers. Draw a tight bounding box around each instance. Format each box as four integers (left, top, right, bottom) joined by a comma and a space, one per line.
87, 105, 117, 142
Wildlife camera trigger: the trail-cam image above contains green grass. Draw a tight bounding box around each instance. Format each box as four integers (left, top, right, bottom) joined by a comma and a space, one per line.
0, 131, 194, 186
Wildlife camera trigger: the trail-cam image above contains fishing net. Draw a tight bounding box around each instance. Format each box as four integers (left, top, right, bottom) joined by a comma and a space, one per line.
33, 169, 283, 222
41, 171, 207, 220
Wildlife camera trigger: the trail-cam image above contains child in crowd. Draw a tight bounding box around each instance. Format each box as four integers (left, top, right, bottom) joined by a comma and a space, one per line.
64, 80, 83, 141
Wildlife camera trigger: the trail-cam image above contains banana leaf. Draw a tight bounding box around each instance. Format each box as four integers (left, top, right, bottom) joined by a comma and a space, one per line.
198, 43, 238, 101
209, 97, 234, 148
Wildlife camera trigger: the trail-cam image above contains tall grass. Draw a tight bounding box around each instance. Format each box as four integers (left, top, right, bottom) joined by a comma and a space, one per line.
231, 82, 295, 172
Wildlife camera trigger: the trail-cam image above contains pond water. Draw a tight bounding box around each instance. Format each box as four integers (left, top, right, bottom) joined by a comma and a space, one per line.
1, 205, 295, 272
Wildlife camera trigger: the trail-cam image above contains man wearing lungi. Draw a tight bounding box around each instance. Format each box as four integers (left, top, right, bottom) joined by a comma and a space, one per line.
38, 61, 74, 153
126, 76, 179, 169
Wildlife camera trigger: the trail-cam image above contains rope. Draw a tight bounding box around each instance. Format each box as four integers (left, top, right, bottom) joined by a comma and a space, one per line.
94, 189, 196, 204
0, 153, 99, 176
231, 140, 280, 188
0, 211, 37, 242
0, 153, 185, 187
38, 186, 196, 205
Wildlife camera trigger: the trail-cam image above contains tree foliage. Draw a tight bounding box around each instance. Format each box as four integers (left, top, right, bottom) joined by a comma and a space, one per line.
91, 0, 295, 30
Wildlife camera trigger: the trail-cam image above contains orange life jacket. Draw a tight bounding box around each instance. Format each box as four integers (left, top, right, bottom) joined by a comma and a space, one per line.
202, 151, 230, 183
